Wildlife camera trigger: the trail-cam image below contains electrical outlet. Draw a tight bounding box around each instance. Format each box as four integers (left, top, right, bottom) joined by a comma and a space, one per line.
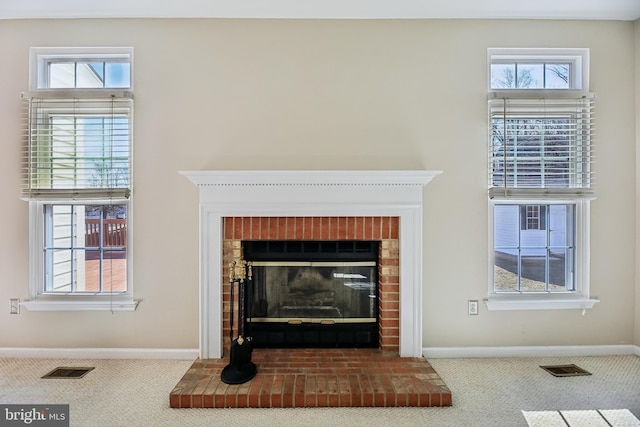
10, 298, 20, 315
468, 300, 478, 315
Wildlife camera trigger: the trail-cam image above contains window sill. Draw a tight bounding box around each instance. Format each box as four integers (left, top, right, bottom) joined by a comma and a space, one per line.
23, 298, 139, 312
485, 295, 599, 311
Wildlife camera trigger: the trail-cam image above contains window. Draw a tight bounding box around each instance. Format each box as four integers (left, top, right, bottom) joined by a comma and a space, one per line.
47, 61, 130, 89
44, 205, 127, 293
23, 47, 137, 311
30, 47, 133, 91
488, 48, 587, 91
490, 62, 572, 89
522, 205, 546, 231
487, 48, 598, 311
495, 204, 573, 292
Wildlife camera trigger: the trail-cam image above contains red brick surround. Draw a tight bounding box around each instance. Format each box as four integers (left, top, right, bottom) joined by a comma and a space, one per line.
222, 216, 400, 355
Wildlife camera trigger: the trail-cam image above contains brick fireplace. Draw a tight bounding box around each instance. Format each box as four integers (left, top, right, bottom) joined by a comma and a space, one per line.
181, 170, 442, 359
172, 170, 451, 408
222, 216, 400, 354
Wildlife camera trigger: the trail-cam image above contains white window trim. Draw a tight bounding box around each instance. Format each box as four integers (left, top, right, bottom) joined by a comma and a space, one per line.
486, 48, 598, 311
487, 47, 589, 91
23, 46, 138, 311
24, 200, 138, 312
487, 199, 599, 311
29, 46, 134, 92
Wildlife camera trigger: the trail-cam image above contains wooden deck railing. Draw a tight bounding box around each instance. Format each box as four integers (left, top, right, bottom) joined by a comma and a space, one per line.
85, 219, 127, 247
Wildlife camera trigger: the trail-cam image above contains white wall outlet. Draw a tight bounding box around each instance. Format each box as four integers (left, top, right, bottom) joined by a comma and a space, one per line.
468, 300, 478, 315
10, 298, 20, 314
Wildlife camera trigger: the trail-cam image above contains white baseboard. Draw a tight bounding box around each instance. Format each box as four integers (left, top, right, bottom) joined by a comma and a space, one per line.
423, 345, 640, 359
0, 347, 199, 360
2, 345, 637, 360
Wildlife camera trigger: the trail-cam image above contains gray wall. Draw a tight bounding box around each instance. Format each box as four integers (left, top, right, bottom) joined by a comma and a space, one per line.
0, 18, 636, 351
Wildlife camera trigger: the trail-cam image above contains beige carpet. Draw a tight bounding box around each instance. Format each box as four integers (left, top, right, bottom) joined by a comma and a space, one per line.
1, 355, 639, 426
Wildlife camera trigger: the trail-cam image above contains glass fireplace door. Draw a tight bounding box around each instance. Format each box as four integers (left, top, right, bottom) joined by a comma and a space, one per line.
247, 261, 378, 348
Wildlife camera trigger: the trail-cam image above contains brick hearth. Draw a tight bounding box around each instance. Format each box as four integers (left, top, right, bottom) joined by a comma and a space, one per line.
170, 215, 452, 409
170, 349, 452, 408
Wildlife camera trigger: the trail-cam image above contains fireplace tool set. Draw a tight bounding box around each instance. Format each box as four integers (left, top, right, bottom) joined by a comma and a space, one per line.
221, 259, 257, 385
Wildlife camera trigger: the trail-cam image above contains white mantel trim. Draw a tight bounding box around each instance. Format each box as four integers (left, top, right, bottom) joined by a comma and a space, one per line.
182, 170, 441, 187
181, 170, 442, 359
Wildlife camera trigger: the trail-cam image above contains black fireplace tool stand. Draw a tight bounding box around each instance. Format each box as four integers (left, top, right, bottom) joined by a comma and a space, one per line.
221, 260, 257, 385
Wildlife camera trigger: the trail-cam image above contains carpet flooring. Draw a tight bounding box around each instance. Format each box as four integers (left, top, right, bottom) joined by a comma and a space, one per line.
1, 355, 639, 426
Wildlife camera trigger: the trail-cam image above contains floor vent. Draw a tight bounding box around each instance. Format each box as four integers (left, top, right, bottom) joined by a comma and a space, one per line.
540, 364, 591, 377
42, 367, 95, 379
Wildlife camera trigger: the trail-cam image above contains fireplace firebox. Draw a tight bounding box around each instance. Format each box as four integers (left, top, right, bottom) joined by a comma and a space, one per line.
243, 240, 379, 348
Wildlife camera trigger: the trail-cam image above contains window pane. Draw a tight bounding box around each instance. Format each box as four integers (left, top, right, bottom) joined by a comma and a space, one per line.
46, 59, 130, 89
494, 205, 519, 291
76, 62, 105, 88
46, 249, 75, 292
549, 205, 575, 292
493, 204, 575, 293
49, 63, 75, 88
104, 251, 127, 291
89, 62, 105, 80
491, 64, 516, 88
104, 206, 127, 247
85, 206, 102, 247
494, 252, 519, 292
545, 64, 570, 89
45, 204, 127, 294
548, 248, 573, 292
490, 60, 572, 89
49, 205, 85, 248
516, 64, 544, 88
520, 248, 546, 291
549, 204, 573, 247
105, 62, 131, 88
494, 205, 519, 247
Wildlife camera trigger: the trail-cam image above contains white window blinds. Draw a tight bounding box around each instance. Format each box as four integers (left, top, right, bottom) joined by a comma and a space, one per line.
488, 93, 595, 200
22, 95, 132, 201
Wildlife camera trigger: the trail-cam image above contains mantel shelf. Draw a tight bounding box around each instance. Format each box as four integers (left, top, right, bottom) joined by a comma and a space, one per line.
180, 170, 442, 187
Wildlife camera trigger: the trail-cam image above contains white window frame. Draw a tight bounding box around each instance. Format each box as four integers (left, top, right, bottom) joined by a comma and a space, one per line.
23, 47, 138, 312
488, 199, 595, 310
486, 48, 598, 311
26, 200, 137, 311
29, 47, 133, 92
487, 48, 588, 92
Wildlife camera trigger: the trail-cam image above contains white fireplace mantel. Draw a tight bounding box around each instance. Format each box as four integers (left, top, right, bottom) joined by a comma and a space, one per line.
181, 170, 442, 358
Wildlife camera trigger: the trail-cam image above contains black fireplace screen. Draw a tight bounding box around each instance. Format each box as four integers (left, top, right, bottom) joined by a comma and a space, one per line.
243, 241, 379, 348
250, 262, 377, 321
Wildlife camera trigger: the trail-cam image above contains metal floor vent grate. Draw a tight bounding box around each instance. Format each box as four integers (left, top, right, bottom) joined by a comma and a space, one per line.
42, 367, 95, 379
540, 364, 592, 377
